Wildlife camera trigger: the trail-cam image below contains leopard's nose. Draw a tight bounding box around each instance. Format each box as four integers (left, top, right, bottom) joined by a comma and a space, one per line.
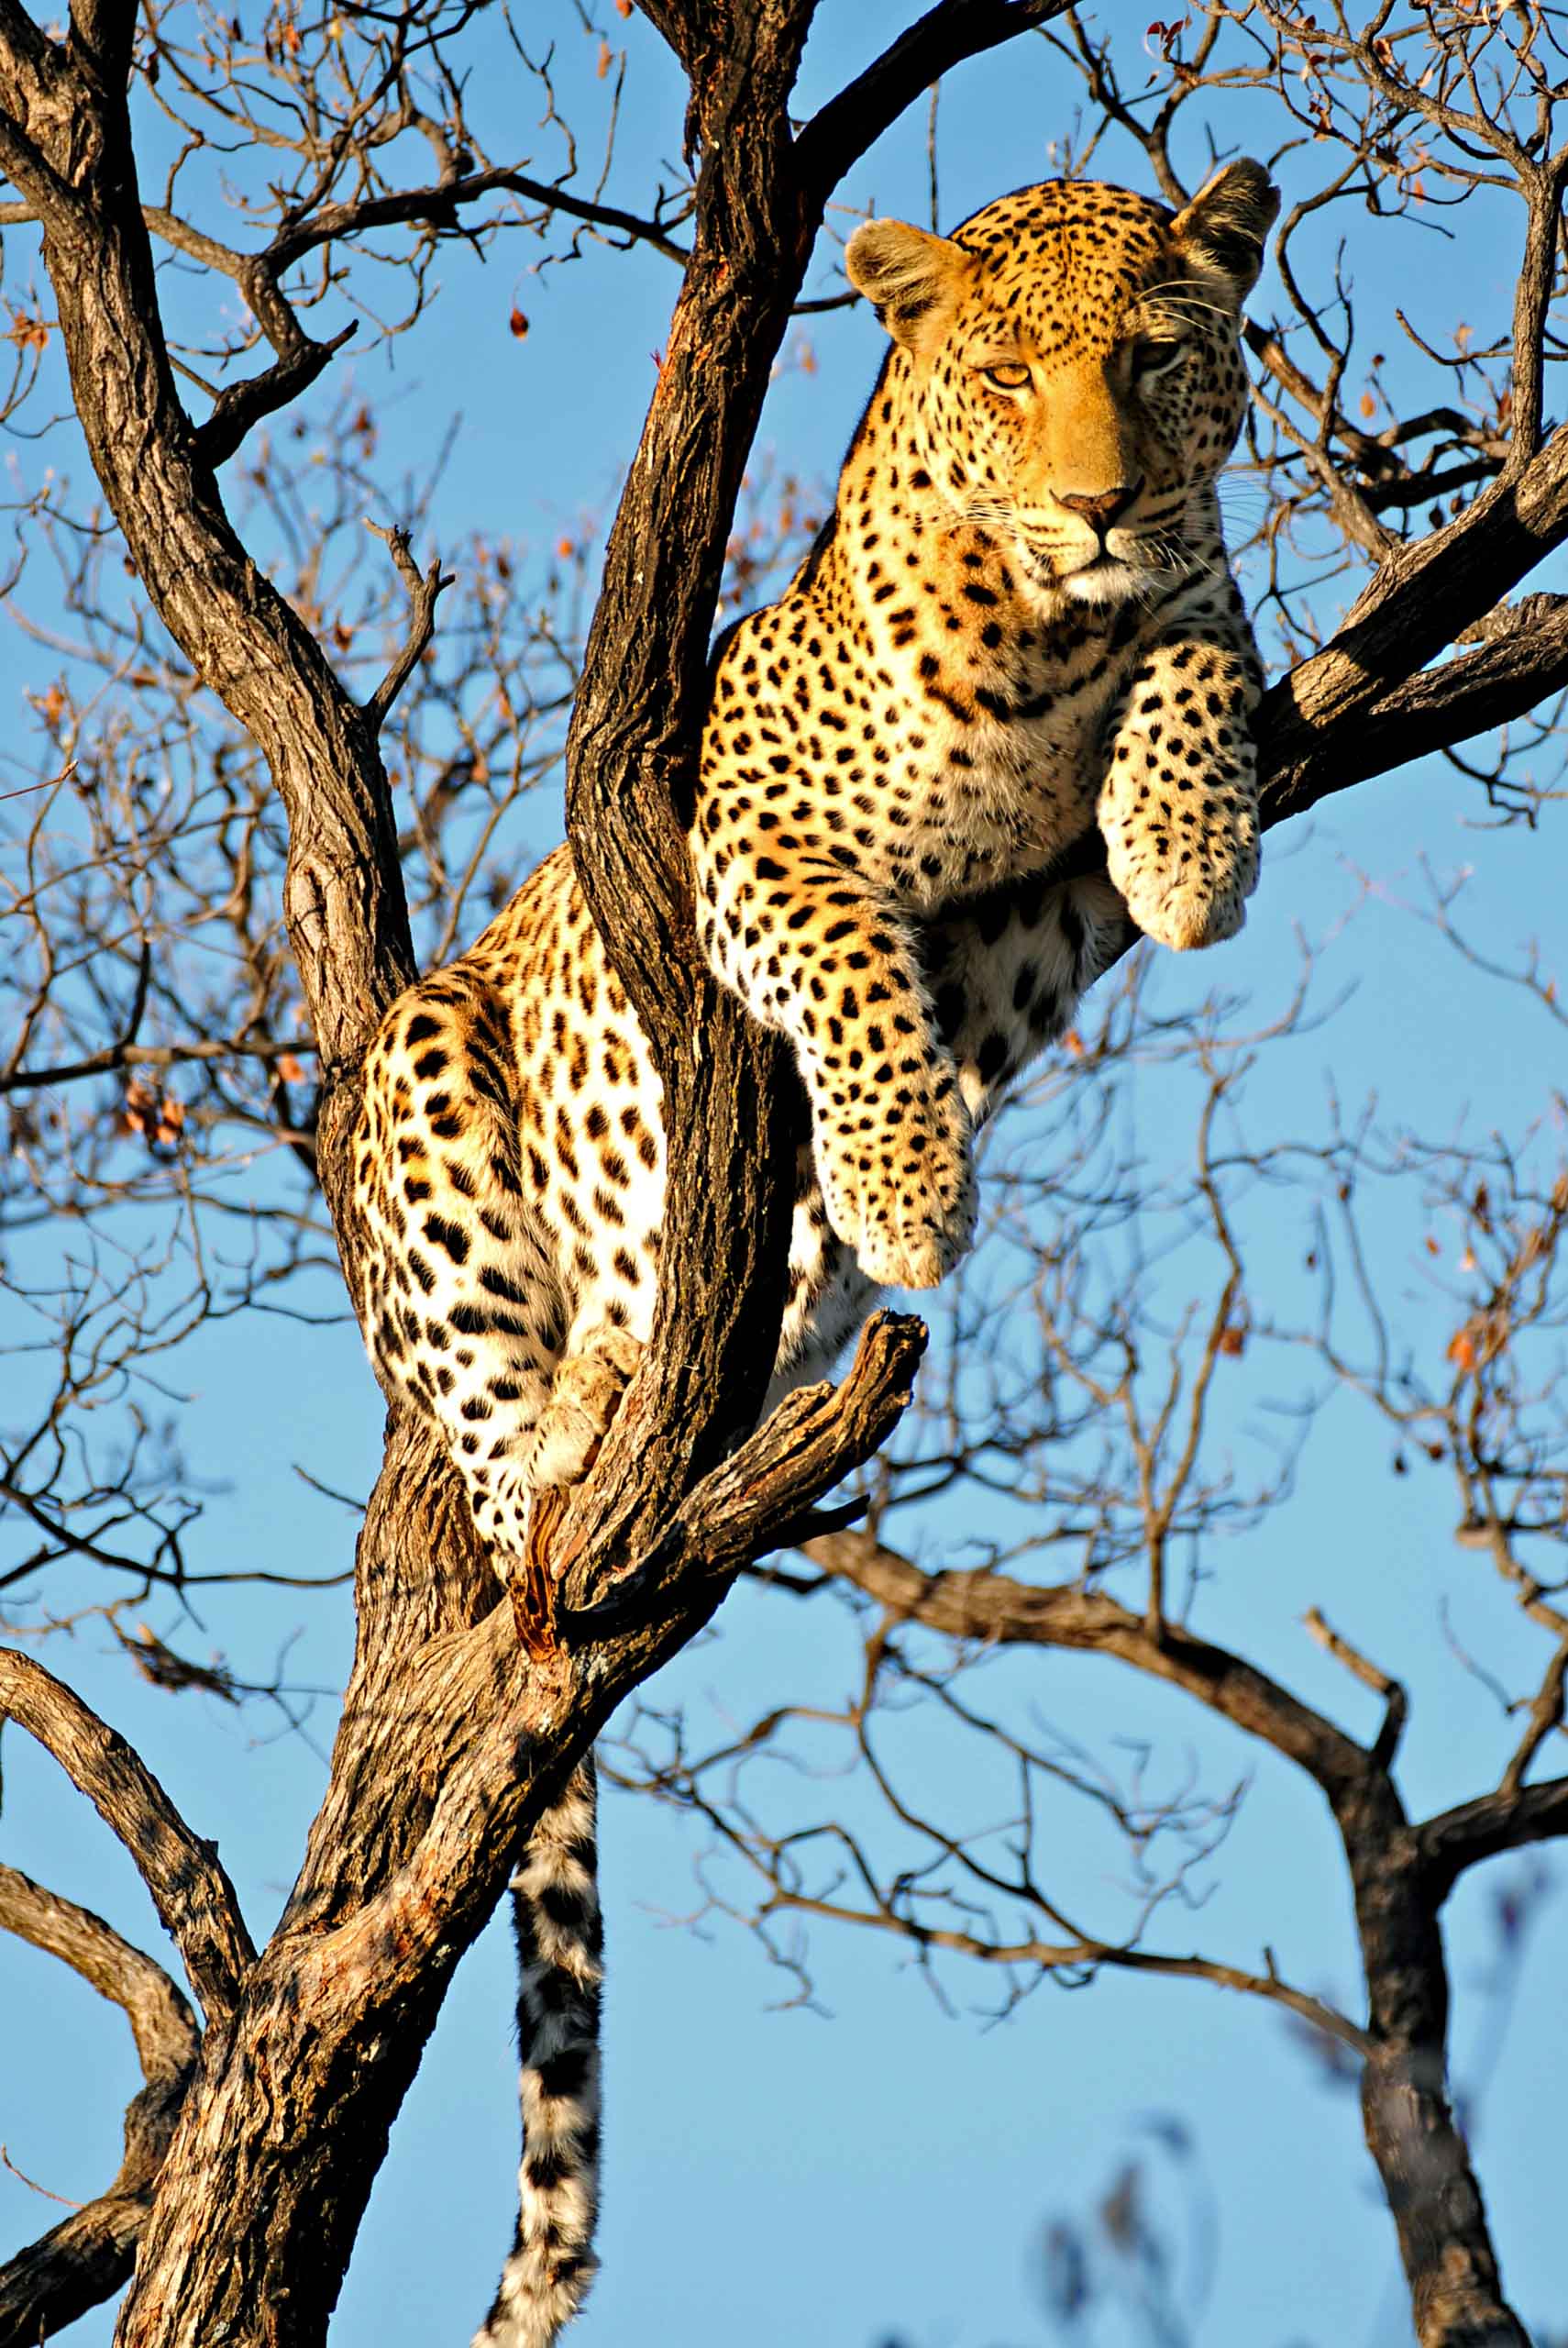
1057, 478, 1143, 537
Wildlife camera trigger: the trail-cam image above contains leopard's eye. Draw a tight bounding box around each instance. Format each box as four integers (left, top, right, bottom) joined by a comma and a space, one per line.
1130, 336, 1188, 380
978, 361, 1032, 392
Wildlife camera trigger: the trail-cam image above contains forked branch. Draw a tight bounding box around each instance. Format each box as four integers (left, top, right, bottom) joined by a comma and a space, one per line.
0, 1652, 255, 2020
0, 1866, 199, 2348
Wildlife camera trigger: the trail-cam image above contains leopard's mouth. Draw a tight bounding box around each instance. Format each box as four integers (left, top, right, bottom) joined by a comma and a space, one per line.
1060, 554, 1149, 606
1016, 539, 1146, 604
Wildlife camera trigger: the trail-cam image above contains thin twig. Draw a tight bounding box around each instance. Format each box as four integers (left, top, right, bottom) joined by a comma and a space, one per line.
361, 521, 454, 733
1305, 1605, 1408, 1768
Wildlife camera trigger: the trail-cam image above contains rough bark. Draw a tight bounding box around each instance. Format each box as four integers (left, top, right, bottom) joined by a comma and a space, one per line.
0, 1, 948, 2335
0, 1866, 198, 2346
1, 0, 1565, 2340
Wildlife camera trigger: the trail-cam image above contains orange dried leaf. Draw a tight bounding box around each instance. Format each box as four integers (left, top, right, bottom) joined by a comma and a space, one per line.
1062, 1028, 1085, 1059
509, 308, 530, 340
1218, 1324, 1246, 1357
596, 34, 611, 76
1446, 1329, 1476, 1370
1359, 391, 1376, 419
277, 1052, 306, 1084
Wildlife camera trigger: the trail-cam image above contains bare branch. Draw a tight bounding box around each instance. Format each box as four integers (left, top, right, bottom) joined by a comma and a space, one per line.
1306, 1606, 1408, 1770
801, 1528, 1368, 1791
0, 1651, 256, 2020
360, 523, 453, 736
796, 0, 1066, 205
193, 322, 358, 471
0, 1866, 198, 2347
1419, 1777, 1568, 1903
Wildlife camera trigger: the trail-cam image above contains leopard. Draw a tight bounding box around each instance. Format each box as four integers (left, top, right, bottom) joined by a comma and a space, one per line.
345, 161, 1278, 2348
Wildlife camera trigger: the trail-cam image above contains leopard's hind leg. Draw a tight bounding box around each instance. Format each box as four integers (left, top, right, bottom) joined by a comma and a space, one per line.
353, 969, 628, 2348
353, 973, 591, 1556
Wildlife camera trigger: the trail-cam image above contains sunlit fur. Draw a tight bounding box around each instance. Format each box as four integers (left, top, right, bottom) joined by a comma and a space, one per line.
347, 163, 1276, 2348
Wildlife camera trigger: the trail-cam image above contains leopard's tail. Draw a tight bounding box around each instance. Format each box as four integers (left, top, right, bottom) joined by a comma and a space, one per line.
471, 1757, 603, 2348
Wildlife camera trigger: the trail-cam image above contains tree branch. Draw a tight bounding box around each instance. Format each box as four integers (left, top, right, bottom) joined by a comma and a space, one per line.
360, 522, 453, 735
795, 0, 1066, 205
193, 322, 357, 471
0, 1652, 256, 2021
1306, 1605, 1408, 1772
754, 1875, 1371, 2055
1260, 426, 1568, 824
0, 1866, 197, 2348
800, 1525, 1531, 2342
1419, 1776, 1568, 1903
0, 1863, 197, 2079
801, 1528, 1368, 1789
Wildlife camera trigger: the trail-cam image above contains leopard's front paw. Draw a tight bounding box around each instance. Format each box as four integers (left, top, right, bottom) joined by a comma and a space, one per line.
1122, 866, 1246, 952
1108, 798, 1259, 954
816, 1088, 977, 1290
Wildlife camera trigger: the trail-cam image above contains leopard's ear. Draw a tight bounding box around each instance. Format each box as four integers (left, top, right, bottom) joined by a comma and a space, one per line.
845, 218, 977, 357
1170, 160, 1278, 302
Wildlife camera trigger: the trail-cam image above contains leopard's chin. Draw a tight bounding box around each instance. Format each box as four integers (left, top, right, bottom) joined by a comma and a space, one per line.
1012, 543, 1125, 610
1059, 554, 1147, 606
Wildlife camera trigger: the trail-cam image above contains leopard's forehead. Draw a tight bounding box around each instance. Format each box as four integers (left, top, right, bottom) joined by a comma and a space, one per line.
951, 180, 1176, 355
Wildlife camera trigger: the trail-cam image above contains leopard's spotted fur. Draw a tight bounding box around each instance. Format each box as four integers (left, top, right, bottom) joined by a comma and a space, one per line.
347, 162, 1278, 2348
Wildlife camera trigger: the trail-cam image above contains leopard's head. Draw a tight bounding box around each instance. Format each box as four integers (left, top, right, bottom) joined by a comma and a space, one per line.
845, 165, 1278, 609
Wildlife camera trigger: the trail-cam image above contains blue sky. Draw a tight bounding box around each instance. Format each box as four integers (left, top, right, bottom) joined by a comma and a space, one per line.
3, 7, 1565, 2346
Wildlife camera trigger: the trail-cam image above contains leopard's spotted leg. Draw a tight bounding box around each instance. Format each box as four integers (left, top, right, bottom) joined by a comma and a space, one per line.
924, 872, 1132, 1126
695, 833, 975, 1289
356, 983, 629, 2348
1095, 596, 1263, 953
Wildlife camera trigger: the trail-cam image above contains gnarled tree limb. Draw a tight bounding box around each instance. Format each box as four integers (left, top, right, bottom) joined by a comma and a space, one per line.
0, 1652, 255, 2020
0, 1866, 199, 2348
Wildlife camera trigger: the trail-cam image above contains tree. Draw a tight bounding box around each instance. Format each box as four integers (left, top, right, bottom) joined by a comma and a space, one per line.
2, 5, 1566, 2345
